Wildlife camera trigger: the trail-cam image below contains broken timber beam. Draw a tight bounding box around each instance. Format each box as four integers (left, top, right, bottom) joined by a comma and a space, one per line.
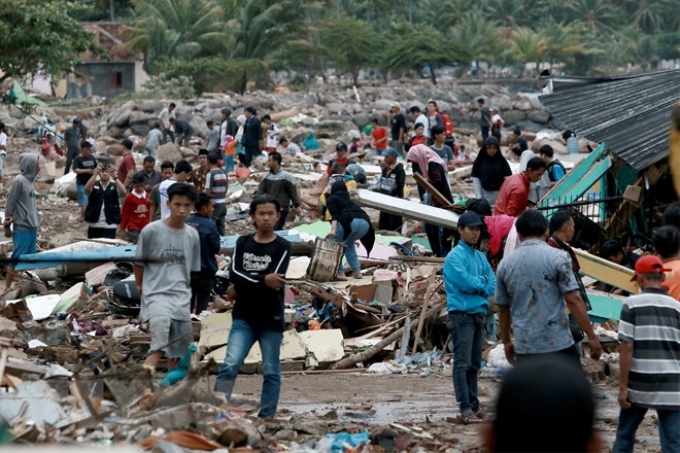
356, 189, 459, 229
573, 248, 638, 294
412, 173, 455, 208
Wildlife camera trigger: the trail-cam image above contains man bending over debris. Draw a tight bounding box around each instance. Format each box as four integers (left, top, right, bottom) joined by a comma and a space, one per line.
214, 195, 291, 418
135, 183, 201, 373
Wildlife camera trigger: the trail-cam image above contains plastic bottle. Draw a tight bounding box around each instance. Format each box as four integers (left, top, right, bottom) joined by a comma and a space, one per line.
567, 134, 578, 154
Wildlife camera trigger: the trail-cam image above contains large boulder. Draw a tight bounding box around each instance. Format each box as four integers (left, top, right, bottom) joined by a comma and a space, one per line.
129, 111, 158, 126
106, 143, 125, 157
111, 109, 131, 128
527, 110, 551, 125
188, 116, 208, 138
130, 123, 151, 137
157, 143, 182, 162
104, 127, 123, 139
502, 110, 527, 127
138, 100, 164, 114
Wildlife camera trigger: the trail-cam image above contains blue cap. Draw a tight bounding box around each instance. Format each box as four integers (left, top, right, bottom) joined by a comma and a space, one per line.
384, 148, 399, 158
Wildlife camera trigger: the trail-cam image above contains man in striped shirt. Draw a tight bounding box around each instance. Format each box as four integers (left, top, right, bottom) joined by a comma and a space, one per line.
613, 255, 680, 453
205, 152, 227, 235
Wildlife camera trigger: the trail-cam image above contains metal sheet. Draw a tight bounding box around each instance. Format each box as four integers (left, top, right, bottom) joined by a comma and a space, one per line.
355, 190, 459, 229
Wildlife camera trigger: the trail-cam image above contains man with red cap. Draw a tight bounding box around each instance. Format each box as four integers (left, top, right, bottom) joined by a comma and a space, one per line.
613, 255, 680, 453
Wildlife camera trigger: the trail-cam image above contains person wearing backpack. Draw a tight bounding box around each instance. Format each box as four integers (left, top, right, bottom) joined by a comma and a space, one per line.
539, 145, 566, 185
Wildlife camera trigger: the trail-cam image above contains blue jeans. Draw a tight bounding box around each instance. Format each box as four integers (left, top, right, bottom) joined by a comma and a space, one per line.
613, 405, 680, 453
447, 311, 485, 413
214, 319, 283, 418
335, 218, 370, 273
10, 228, 38, 266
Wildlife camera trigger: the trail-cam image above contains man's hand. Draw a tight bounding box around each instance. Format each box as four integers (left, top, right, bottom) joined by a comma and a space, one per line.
618, 387, 631, 409
293, 207, 301, 216
226, 284, 236, 301
588, 336, 603, 360
503, 341, 516, 364
264, 273, 286, 291
326, 232, 336, 239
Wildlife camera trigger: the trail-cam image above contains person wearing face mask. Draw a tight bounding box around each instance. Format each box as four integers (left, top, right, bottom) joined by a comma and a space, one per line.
471, 137, 512, 207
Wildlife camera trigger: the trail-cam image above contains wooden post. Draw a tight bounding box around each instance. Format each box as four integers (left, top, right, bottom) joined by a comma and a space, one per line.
411, 281, 443, 355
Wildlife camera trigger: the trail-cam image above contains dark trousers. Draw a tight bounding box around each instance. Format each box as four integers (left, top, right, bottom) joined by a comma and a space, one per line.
480, 125, 490, 140
242, 145, 259, 167
191, 271, 215, 315
515, 344, 582, 368
426, 223, 453, 258
275, 208, 289, 231
447, 311, 485, 413
64, 147, 79, 174
162, 128, 175, 144
212, 202, 227, 236
87, 227, 117, 239
613, 405, 680, 453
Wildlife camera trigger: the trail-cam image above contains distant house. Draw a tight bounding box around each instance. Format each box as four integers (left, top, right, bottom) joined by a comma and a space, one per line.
67, 22, 149, 100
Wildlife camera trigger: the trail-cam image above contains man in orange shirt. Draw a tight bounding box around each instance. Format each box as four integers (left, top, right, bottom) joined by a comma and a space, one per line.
653, 225, 680, 300
494, 157, 546, 217
370, 118, 388, 156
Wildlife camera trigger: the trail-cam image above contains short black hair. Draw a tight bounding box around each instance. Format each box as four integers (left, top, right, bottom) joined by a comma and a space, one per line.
477, 98, 485, 104
539, 144, 554, 158
80, 140, 92, 149
653, 226, 680, 259
174, 159, 192, 175
493, 356, 595, 453
414, 122, 425, 130
206, 120, 214, 127
207, 152, 220, 165
371, 118, 379, 125
278, 137, 288, 145
269, 152, 282, 165
262, 114, 271, 121
143, 155, 155, 164
428, 100, 437, 107
600, 240, 623, 259
549, 210, 573, 235
195, 192, 212, 212
198, 148, 210, 156
121, 138, 133, 150
169, 102, 176, 108
160, 160, 174, 171
515, 210, 548, 238
526, 156, 547, 171
250, 194, 281, 214
131, 174, 145, 185
513, 127, 521, 135
662, 204, 680, 229
409, 106, 421, 114
331, 163, 346, 174
167, 182, 197, 202
431, 125, 445, 136
0, 122, 4, 130
245, 106, 257, 115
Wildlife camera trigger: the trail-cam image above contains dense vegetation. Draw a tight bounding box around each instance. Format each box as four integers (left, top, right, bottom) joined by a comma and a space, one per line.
2, 0, 679, 95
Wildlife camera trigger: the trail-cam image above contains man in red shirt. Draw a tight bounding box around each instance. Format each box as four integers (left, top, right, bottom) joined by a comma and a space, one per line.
118, 138, 136, 188
370, 118, 388, 156
119, 174, 150, 242
494, 157, 546, 217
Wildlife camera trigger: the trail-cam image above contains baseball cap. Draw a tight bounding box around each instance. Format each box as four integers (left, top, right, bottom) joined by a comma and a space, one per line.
384, 148, 399, 158
458, 211, 484, 228
630, 255, 671, 281
335, 142, 348, 152
390, 101, 401, 109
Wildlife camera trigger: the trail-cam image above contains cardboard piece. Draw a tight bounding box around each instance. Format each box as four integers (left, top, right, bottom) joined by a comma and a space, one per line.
205, 329, 307, 365
7, 294, 61, 321
350, 283, 377, 303
198, 312, 233, 350
299, 330, 344, 363
286, 256, 311, 280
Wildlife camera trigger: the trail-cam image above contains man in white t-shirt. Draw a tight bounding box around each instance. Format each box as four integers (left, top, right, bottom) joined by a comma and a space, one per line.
159, 160, 192, 220
409, 106, 430, 139
158, 102, 176, 144
0, 122, 7, 183
262, 114, 279, 153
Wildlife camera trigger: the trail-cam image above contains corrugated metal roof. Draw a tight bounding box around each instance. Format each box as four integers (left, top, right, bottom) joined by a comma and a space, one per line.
538, 69, 680, 170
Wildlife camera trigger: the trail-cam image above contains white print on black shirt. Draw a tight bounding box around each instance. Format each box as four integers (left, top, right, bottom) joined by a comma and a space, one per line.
242, 252, 272, 272
162, 248, 186, 266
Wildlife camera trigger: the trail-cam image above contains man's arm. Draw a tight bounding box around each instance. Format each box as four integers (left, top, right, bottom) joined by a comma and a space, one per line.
564, 291, 602, 360
444, 251, 488, 293
84, 169, 99, 195
498, 305, 514, 363
618, 341, 633, 409
229, 237, 266, 285
134, 265, 144, 294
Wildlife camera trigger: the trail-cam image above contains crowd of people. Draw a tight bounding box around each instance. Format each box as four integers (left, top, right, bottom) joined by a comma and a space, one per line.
2, 95, 678, 450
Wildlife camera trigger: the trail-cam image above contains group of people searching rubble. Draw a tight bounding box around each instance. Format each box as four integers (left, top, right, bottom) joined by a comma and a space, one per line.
2, 96, 679, 450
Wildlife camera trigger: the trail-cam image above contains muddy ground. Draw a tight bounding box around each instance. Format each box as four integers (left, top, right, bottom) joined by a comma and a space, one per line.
226, 373, 663, 453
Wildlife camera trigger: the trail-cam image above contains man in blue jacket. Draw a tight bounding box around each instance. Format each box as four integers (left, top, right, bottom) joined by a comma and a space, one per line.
186, 193, 221, 314
443, 211, 495, 424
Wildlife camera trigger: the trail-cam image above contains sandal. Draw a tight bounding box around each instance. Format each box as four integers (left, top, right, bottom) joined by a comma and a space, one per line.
459, 409, 483, 424
475, 410, 487, 420
352, 270, 363, 279
336, 272, 347, 281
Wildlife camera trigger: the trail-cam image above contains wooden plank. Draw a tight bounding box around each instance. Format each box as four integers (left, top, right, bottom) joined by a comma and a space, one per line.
573, 248, 638, 294
539, 143, 607, 207
356, 189, 459, 229
413, 173, 454, 208
412, 281, 442, 355
389, 255, 446, 264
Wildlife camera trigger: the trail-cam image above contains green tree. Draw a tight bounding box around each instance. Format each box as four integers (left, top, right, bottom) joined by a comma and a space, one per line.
160, 57, 268, 93
449, 11, 503, 76
566, 0, 621, 33
126, 0, 229, 73
0, 0, 97, 84
382, 22, 471, 84
625, 0, 673, 34
509, 28, 547, 72
541, 19, 588, 70
482, 0, 525, 28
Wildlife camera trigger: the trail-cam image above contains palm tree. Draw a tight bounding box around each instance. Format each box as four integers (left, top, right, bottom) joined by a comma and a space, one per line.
565, 0, 622, 33
625, 0, 673, 34
127, 0, 229, 72
509, 28, 547, 73
449, 11, 503, 76
482, 0, 525, 28
541, 19, 588, 69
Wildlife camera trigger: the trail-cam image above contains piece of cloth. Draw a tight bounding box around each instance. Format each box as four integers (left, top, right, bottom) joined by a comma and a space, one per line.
612, 405, 680, 453
148, 315, 192, 359
230, 234, 291, 331
214, 319, 283, 418
335, 218, 370, 273
149, 183, 162, 221
158, 178, 176, 220
158, 107, 175, 130
242, 116, 262, 150
447, 312, 484, 413
390, 113, 406, 141
547, 159, 566, 182
275, 208, 289, 231
205, 167, 228, 204
5, 154, 40, 231
302, 131, 319, 150
494, 172, 530, 217
514, 344, 581, 367
136, 220, 201, 322
484, 215, 515, 255
415, 114, 429, 138
256, 168, 300, 210
495, 239, 578, 354
326, 156, 354, 175
548, 236, 592, 311
444, 241, 495, 314
662, 258, 680, 300
265, 123, 279, 149
618, 288, 680, 410
185, 214, 220, 274
72, 154, 97, 186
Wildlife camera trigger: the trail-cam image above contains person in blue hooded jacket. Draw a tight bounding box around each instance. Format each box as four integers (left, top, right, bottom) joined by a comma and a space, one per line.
443, 210, 495, 424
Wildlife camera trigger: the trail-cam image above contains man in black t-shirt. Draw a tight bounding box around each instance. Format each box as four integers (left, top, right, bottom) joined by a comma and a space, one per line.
478, 98, 491, 139
72, 140, 97, 220
389, 102, 406, 156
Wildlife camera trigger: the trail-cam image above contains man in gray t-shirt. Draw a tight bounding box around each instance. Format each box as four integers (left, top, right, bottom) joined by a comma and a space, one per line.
135, 183, 201, 372
496, 210, 601, 365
